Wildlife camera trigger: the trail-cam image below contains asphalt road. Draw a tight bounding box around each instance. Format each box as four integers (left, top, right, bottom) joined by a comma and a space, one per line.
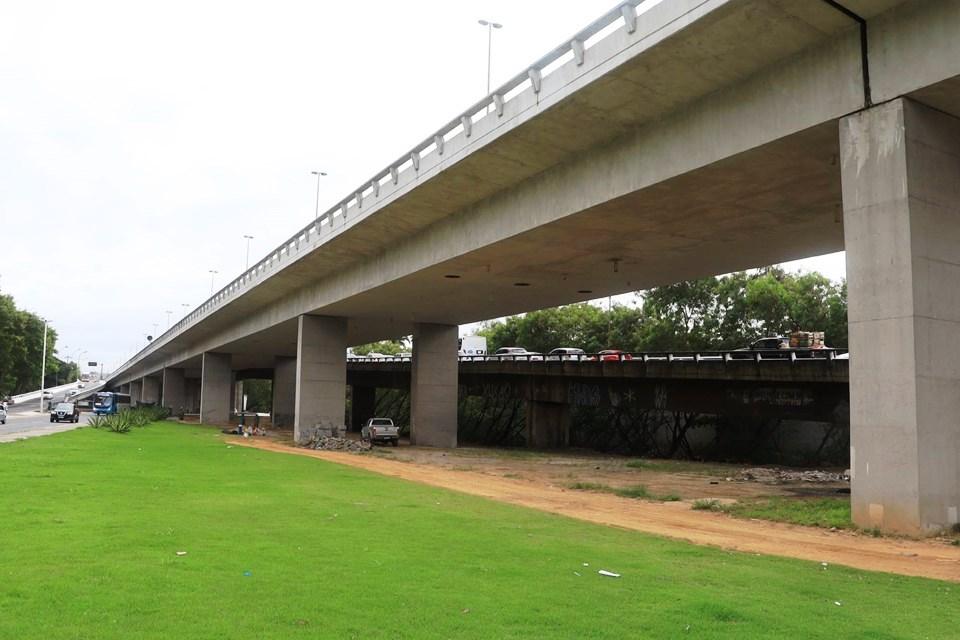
1, 392, 92, 443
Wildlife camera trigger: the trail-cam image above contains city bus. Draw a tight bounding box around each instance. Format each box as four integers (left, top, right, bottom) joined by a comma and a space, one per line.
93, 392, 132, 415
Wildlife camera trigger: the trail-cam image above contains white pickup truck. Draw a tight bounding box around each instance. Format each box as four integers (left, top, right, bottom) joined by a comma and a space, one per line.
361, 418, 400, 446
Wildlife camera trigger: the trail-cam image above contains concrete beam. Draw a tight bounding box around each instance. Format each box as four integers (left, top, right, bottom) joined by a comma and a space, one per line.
272, 356, 296, 428
161, 367, 185, 414
200, 352, 232, 425
841, 97, 960, 535
410, 323, 458, 448
294, 315, 347, 443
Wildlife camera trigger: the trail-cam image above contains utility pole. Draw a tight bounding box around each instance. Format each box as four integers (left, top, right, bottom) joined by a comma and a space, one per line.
243, 235, 254, 270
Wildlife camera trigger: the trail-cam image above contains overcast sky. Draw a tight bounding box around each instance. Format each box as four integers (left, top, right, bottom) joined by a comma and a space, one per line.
0, 0, 845, 374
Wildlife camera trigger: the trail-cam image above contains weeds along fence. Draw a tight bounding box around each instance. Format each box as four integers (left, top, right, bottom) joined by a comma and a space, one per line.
88, 406, 172, 433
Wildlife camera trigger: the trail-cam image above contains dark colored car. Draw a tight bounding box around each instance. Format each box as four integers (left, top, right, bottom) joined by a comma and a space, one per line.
50, 402, 80, 423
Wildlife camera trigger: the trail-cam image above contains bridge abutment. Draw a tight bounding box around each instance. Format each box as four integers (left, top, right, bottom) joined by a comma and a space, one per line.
161, 367, 185, 415
294, 315, 347, 444
272, 356, 296, 428
526, 400, 571, 449
351, 385, 376, 432
410, 323, 458, 448
841, 97, 960, 535
200, 352, 232, 425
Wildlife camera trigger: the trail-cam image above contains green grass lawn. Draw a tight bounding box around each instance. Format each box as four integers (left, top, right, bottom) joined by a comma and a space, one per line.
722, 497, 854, 530
1, 423, 956, 639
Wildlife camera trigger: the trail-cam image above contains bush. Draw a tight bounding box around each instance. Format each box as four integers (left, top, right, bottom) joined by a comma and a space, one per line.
692, 499, 723, 511
92, 405, 171, 434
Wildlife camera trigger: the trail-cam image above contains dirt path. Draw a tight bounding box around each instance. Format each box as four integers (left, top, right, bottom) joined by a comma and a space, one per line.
232, 438, 960, 583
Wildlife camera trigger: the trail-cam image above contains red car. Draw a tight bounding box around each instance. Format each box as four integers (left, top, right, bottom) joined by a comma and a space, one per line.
596, 350, 633, 362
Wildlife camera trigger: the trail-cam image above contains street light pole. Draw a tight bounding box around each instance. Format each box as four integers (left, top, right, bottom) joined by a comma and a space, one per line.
38, 319, 48, 413
478, 19, 503, 97
311, 171, 327, 221
209, 270, 218, 295
165, 310, 172, 328
243, 235, 254, 270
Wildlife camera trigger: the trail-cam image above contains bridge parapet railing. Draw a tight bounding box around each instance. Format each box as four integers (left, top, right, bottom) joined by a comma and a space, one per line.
350, 349, 847, 364
112, 0, 652, 380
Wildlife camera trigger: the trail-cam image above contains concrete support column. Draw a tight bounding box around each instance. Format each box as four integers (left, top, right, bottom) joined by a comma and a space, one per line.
351, 386, 376, 431
200, 352, 232, 425
526, 401, 571, 449
272, 356, 296, 428
841, 98, 960, 535
141, 376, 161, 405
161, 368, 185, 414
294, 315, 347, 443
129, 380, 142, 405
410, 323, 458, 448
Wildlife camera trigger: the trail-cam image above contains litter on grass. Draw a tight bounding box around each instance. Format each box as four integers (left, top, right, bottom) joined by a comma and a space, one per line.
598, 570, 621, 578
175, 551, 187, 556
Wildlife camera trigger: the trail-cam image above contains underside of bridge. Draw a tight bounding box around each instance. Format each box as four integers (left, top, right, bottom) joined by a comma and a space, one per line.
111, 0, 960, 535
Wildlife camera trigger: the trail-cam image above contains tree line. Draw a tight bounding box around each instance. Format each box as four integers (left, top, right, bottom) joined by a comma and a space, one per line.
0, 290, 76, 398
478, 268, 847, 354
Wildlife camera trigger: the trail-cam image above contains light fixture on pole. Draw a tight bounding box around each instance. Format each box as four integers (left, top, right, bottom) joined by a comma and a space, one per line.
311, 171, 327, 221
165, 310, 173, 328
243, 235, 254, 270
208, 270, 218, 295
38, 319, 48, 414
478, 19, 503, 97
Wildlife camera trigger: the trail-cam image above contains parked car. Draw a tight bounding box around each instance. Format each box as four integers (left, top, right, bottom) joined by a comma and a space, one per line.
361, 417, 400, 446
50, 402, 80, 423
365, 352, 390, 359
0, 405, 6, 425
595, 349, 633, 362
490, 347, 543, 361
546, 347, 587, 361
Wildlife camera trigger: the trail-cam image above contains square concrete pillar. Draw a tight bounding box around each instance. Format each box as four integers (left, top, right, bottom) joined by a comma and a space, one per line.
161, 368, 186, 414
841, 97, 960, 535
129, 380, 142, 405
294, 315, 347, 443
141, 376, 161, 405
200, 352, 232, 425
272, 356, 296, 428
410, 323, 458, 448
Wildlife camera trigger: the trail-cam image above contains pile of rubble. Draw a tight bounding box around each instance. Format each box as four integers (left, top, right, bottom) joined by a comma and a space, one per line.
736, 467, 849, 484
305, 435, 372, 453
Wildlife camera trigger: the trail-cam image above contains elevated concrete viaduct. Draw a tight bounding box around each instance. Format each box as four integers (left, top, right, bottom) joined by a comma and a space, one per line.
106, 0, 960, 534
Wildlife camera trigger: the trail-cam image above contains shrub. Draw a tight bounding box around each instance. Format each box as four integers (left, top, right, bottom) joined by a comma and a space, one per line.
692, 499, 723, 511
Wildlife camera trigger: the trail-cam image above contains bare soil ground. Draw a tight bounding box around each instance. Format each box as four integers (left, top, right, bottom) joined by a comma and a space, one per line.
232, 435, 960, 582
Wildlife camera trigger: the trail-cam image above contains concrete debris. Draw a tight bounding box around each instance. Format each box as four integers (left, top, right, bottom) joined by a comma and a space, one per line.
305, 435, 372, 453
736, 467, 848, 484
598, 570, 621, 578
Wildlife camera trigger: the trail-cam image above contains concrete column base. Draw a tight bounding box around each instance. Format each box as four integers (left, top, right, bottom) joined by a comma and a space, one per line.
272, 356, 296, 428
526, 400, 570, 449
841, 97, 960, 535
200, 352, 232, 425
294, 315, 347, 444
351, 386, 376, 431
161, 368, 186, 414
410, 323, 458, 448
